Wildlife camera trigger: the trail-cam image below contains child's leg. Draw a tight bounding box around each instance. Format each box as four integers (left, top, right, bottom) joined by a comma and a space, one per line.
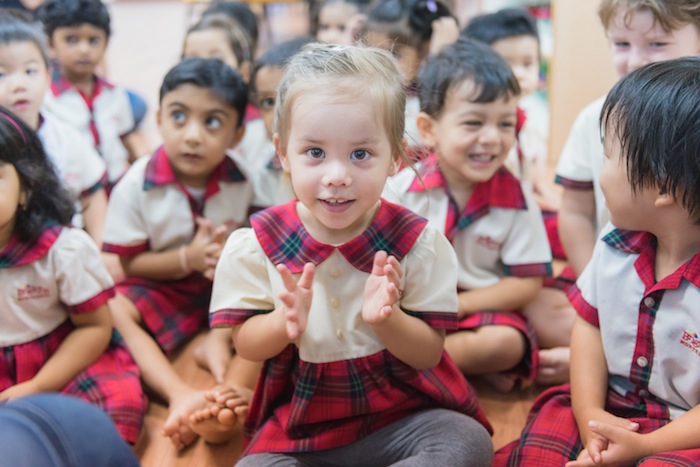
193, 327, 234, 384
237, 408, 492, 466
109, 294, 207, 450
445, 325, 526, 374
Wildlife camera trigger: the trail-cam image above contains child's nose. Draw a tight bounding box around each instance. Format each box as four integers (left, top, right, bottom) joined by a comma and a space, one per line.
183, 122, 201, 144
322, 159, 351, 186
627, 49, 649, 72
478, 125, 500, 144
7, 72, 27, 92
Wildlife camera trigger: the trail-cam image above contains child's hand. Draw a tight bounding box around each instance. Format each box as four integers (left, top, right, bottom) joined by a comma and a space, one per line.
0, 380, 39, 401
567, 420, 647, 466
362, 251, 402, 325
102, 252, 125, 283
202, 225, 228, 280
277, 263, 315, 340
429, 17, 460, 56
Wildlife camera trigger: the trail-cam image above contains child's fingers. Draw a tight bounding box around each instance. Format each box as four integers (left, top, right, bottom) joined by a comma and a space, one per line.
276, 264, 297, 292
386, 255, 402, 279
371, 251, 388, 276
297, 262, 316, 289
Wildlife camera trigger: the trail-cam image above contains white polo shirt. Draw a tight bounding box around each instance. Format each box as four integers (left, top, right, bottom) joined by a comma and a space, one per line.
573, 223, 700, 420
43, 75, 134, 183
209, 200, 459, 364
0, 226, 115, 346
384, 155, 552, 290
227, 119, 294, 208
554, 96, 609, 235
103, 146, 253, 255
38, 113, 107, 229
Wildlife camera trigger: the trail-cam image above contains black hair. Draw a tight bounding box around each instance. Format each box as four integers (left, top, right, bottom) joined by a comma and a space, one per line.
249, 36, 317, 97
418, 37, 520, 117
0, 8, 49, 66
309, 0, 370, 37
461, 7, 539, 45
160, 57, 248, 127
362, 0, 454, 48
0, 106, 75, 244
201, 1, 258, 53
35, 0, 111, 39
601, 56, 700, 224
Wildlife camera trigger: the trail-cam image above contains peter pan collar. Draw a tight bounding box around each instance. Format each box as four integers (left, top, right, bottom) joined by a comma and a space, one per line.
0, 224, 63, 268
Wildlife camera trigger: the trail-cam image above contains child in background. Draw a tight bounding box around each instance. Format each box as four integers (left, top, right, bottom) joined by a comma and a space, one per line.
0, 11, 123, 281
384, 38, 552, 392
310, 0, 369, 46
201, 1, 259, 62
0, 106, 145, 443
496, 56, 700, 466
208, 43, 493, 465
360, 0, 459, 152
35, 0, 141, 187
235, 36, 315, 211
103, 58, 254, 450
461, 7, 559, 212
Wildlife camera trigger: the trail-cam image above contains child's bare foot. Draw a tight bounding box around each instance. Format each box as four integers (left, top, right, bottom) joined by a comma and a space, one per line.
162, 389, 208, 450
481, 372, 519, 393
193, 329, 233, 384
190, 385, 252, 444
536, 346, 570, 385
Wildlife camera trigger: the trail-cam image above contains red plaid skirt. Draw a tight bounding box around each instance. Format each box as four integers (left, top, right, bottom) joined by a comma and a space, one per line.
116, 272, 212, 355
0, 320, 146, 443
242, 346, 491, 456
457, 310, 539, 383
494, 384, 700, 466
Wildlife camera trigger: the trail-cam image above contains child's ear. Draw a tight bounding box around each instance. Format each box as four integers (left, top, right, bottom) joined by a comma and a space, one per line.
389, 139, 408, 176
273, 133, 290, 173
415, 111, 437, 148
654, 191, 675, 208
155, 108, 162, 127
239, 62, 252, 84
230, 123, 246, 149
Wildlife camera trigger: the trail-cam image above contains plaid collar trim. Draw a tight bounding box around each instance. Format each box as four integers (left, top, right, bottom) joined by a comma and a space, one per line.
251, 199, 428, 273
0, 224, 63, 268
144, 146, 246, 194
50, 73, 114, 97
603, 229, 700, 290
406, 154, 527, 209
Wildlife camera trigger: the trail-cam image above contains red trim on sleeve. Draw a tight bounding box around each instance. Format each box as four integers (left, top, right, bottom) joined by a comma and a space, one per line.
66, 287, 116, 314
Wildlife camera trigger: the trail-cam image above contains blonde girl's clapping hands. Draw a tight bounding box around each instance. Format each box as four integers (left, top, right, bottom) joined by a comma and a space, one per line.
363, 251, 402, 324
277, 263, 316, 340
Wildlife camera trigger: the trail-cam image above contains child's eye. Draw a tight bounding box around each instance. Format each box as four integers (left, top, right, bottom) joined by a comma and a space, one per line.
259, 96, 275, 109
650, 42, 669, 48
499, 121, 515, 129
613, 41, 630, 48
65, 36, 78, 45
205, 116, 222, 129
89, 37, 102, 46
26, 67, 38, 76
463, 120, 482, 127
306, 148, 325, 159
350, 149, 370, 161
171, 111, 186, 124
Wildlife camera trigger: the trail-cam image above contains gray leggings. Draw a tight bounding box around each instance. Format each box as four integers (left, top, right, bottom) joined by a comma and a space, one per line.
236, 408, 493, 467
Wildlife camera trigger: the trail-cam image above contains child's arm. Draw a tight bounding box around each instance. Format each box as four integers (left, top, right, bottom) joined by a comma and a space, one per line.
363, 251, 445, 369
457, 276, 542, 319
81, 188, 108, 246
559, 188, 597, 276
231, 263, 316, 362
121, 218, 226, 280
0, 305, 112, 400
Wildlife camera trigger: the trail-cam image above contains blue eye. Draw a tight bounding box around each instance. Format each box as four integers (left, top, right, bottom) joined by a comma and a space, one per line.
205, 117, 222, 129
306, 148, 324, 159
172, 111, 185, 124
351, 149, 370, 161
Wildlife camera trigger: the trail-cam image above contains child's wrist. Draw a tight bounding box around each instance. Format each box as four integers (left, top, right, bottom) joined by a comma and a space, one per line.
179, 245, 191, 274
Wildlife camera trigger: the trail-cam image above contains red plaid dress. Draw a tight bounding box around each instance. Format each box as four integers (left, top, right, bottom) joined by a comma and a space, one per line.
210, 200, 491, 455
0, 226, 145, 443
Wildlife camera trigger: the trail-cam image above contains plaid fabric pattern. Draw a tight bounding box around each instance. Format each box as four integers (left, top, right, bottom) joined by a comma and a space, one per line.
554, 174, 594, 190
0, 321, 146, 443
407, 155, 527, 241
0, 224, 61, 268
503, 262, 553, 277
80, 170, 109, 197
457, 311, 538, 382
117, 273, 212, 355
494, 384, 700, 466
242, 345, 491, 455
251, 200, 428, 274
543, 265, 576, 293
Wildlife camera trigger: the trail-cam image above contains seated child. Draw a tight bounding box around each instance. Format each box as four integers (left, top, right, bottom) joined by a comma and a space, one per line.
0, 106, 145, 443
233, 36, 316, 211
103, 57, 254, 450
496, 56, 700, 466
384, 38, 552, 392
35, 0, 142, 187
0, 10, 123, 280
208, 43, 493, 466
310, 0, 369, 46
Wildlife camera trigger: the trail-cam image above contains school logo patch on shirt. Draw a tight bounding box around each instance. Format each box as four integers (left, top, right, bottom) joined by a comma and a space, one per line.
680, 329, 700, 357
476, 235, 502, 250
17, 284, 50, 301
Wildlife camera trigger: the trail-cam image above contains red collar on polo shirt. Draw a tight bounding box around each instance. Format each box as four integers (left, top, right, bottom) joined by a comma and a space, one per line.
603, 228, 700, 290
251, 199, 427, 274
0, 224, 63, 268
50, 73, 114, 97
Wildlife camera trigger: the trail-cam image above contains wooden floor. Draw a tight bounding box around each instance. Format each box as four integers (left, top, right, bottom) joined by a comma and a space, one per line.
135, 332, 542, 466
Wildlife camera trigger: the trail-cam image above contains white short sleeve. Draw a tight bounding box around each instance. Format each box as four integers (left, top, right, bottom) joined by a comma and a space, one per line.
103, 158, 149, 250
